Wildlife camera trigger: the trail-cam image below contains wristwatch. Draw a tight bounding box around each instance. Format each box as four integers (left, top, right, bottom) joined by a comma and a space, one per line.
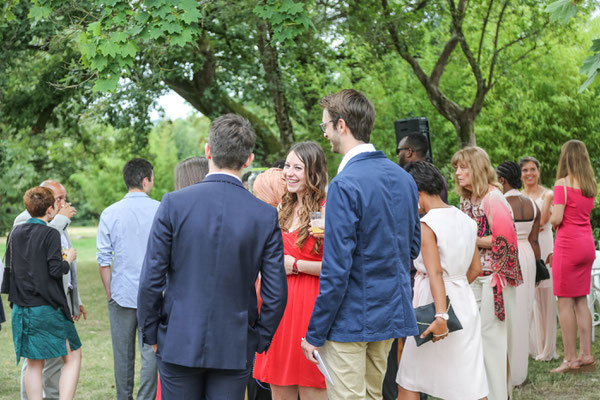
292, 258, 299, 275
435, 312, 449, 321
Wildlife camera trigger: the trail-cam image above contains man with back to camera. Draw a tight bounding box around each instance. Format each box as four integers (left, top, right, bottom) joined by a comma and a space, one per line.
14, 179, 85, 400
97, 158, 159, 400
137, 113, 287, 399
301, 89, 421, 400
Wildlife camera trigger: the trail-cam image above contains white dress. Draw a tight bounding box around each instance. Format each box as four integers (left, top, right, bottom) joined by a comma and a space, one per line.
529, 194, 559, 360
506, 189, 536, 386
397, 207, 488, 400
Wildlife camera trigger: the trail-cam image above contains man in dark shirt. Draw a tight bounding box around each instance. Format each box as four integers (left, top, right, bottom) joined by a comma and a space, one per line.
384, 133, 451, 400
397, 133, 448, 203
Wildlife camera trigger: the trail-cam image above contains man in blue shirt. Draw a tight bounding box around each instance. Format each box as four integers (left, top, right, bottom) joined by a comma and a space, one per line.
301, 89, 420, 400
97, 158, 160, 400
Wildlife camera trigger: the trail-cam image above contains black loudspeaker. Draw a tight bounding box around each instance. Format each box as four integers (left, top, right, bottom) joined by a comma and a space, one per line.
394, 117, 433, 163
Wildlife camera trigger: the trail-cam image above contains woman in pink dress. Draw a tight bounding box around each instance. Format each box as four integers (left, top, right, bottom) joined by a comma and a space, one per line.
550, 140, 597, 373
253, 141, 328, 400
520, 156, 559, 361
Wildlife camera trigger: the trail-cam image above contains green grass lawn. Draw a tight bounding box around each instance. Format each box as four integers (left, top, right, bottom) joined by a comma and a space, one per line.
1, 227, 599, 399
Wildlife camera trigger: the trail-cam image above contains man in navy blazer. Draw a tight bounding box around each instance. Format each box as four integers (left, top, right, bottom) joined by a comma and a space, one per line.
301, 89, 420, 400
138, 114, 287, 399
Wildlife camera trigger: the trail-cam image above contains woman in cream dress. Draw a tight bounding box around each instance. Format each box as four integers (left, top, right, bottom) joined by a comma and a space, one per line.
520, 156, 559, 361
497, 161, 541, 386
397, 161, 488, 400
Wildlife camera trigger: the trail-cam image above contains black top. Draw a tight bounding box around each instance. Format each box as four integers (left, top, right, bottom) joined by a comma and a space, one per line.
6, 222, 72, 321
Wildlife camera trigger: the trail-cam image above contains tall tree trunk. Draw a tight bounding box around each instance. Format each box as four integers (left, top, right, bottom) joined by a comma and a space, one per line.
455, 112, 476, 147
165, 35, 283, 164
256, 22, 295, 149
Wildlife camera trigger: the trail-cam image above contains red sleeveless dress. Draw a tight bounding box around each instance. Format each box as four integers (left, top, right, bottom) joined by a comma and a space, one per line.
253, 230, 326, 388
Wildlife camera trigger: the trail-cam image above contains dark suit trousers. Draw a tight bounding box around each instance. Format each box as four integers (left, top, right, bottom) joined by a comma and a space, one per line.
157, 354, 251, 400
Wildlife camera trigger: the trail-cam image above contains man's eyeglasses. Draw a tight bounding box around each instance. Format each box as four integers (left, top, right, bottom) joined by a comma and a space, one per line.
397, 147, 412, 154
319, 119, 337, 133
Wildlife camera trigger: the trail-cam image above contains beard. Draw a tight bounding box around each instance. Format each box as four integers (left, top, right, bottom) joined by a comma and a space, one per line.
398, 154, 407, 167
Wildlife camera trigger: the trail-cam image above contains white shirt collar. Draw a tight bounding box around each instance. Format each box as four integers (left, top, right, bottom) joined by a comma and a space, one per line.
337, 143, 376, 173
206, 172, 242, 182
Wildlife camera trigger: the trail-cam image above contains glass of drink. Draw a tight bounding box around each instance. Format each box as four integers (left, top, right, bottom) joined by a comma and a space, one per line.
310, 212, 325, 234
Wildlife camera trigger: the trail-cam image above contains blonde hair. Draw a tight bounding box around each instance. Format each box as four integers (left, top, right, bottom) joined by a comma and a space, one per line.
556, 140, 597, 198
451, 146, 501, 199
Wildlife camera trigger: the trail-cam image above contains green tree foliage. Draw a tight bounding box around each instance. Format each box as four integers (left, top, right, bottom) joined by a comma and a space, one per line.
0, 113, 210, 233
545, 0, 600, 92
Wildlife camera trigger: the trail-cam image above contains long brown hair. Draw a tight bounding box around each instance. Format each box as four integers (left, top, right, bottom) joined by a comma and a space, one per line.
556, 140, 597, 198
279, 142, 327, 253
451, 146, 501, 199
174, 157, 209, 190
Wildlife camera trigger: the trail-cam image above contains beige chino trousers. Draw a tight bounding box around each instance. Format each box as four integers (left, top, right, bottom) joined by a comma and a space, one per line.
320, 338, 394, 400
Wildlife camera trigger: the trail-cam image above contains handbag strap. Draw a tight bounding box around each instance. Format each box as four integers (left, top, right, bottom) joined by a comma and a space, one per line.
417, 299, 452, 327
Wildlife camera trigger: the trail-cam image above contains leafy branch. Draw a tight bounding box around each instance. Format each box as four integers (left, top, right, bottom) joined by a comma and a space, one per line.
545, 0, 599, 92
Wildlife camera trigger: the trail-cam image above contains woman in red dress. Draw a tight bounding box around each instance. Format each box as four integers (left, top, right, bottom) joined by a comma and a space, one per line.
253, 141, 328, 400
550, 140, 597, 373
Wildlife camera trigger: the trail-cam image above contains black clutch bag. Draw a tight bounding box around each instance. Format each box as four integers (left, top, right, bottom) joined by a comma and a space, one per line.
414, 295, 463, 347
535, 259, 550, 284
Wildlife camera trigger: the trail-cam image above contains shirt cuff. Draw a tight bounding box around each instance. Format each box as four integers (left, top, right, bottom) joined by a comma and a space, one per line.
97, 256, 113, 266
52, 214, 71, 230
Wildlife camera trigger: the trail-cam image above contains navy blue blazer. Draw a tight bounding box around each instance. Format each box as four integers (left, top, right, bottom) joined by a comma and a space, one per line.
137, 173, 287, 370
306, 151, 420, 346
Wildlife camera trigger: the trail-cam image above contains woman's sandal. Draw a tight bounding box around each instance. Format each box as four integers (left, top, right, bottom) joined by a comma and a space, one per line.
550, 359, 580, 374
574, 358, 596, 373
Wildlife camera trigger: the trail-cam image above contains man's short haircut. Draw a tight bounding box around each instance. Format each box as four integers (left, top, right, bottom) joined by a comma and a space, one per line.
208, 114, 256, 170
241, 171, 253, 184
404, 161, 445, 196
319, 89, 375, 143
271, 159, 286, 169
24, 186, 55, 218
402, 133, 429, 159
123, 158, 154, 190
